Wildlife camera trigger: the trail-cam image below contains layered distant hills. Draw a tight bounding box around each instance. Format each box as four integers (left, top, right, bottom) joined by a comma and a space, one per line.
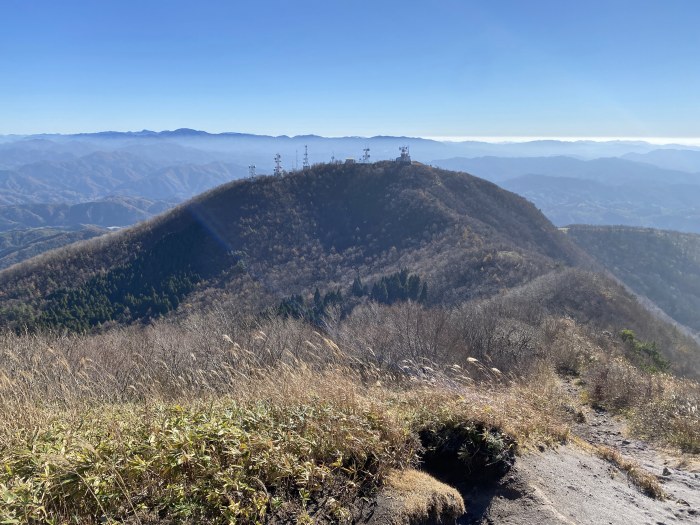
432, 156, 700, 233
0, 151, 246, 206
2, 130, 700, 277
3, 131, 700, 235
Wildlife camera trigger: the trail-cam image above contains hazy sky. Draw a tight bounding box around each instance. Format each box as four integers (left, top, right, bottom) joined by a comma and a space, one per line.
2, 0, 699, 137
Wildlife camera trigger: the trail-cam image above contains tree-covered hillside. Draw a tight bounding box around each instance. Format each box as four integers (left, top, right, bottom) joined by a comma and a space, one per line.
568, 225, 700, 335
0, 162, 584, 331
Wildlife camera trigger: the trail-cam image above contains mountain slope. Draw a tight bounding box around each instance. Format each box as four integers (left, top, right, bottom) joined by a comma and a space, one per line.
0, 162, 584, 330
0, 226, 107, 271
567, 225, 700, 335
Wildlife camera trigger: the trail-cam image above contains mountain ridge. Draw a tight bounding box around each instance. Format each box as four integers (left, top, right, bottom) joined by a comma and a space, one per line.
2, 162, 697, 379
567, 225, 700, 335
0, 161, 584, 330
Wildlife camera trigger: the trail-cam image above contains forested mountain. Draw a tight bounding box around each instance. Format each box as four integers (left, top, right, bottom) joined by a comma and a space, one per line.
0, 161, 584, 331
0, 152, 247, 206
1, 161, 697, 376
568, 225, 700, 335
0, 226, 107, 271
0, 196, 171, 231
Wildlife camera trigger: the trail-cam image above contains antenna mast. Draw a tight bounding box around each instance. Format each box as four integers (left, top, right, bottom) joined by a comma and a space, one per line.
303, 145, 310, 170
248, 164, 256, 177
362, 147, 370, 163
273, 153, 283, 176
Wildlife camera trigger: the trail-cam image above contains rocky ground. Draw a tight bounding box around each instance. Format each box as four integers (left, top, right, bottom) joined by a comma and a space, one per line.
456, 380, 700, 524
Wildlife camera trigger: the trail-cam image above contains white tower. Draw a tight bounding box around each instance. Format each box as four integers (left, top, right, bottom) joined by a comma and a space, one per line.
273, 153, 283, 176
303, 145, 310, 170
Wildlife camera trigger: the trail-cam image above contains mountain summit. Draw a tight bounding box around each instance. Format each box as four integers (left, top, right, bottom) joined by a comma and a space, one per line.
1, 160, 697, 376
0, 161, 582, 330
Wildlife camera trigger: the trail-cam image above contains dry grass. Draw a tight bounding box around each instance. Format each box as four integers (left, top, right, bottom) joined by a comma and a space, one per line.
373, 469, 465, 525
584, 355, 700, 453
593, 444, 666, 499
544, 318, 700, 453
0, 302, 697, 522
0, 309, 573, 523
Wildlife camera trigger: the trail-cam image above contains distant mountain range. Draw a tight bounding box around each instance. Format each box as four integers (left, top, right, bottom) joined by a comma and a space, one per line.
623, 149, 700, 173
2, 130, 700, 265
4, 130, 698, 170
432, 156, 700, 233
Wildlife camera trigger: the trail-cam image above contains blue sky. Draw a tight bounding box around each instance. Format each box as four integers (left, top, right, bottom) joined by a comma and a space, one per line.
1, 0, 699, 137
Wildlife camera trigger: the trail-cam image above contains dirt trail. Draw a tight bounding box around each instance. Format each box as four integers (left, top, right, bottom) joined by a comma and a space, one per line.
458, 379, 700, 525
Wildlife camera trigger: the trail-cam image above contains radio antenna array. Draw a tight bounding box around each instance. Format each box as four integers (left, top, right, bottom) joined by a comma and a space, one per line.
303, 145, 310, 170
273, 153, 283, 176
396, 146, 411, 164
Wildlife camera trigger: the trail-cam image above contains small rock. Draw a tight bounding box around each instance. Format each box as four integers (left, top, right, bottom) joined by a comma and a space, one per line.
621, 439, 631, 445
537, 444, 545, 452
662, 467, 671, 476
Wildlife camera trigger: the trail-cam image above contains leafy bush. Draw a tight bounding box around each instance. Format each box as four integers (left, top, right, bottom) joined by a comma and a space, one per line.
619, 329, 669, 373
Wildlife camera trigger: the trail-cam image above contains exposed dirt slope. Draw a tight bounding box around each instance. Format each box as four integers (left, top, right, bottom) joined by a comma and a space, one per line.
458, 380, 700, 524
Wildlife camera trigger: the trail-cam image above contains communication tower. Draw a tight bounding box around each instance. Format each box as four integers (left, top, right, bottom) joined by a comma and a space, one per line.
248, 165, 256, 177
303, 145, 310, 170
273, 153, 283, 176
361, 147, 370, 163
396, 146, 411, 164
